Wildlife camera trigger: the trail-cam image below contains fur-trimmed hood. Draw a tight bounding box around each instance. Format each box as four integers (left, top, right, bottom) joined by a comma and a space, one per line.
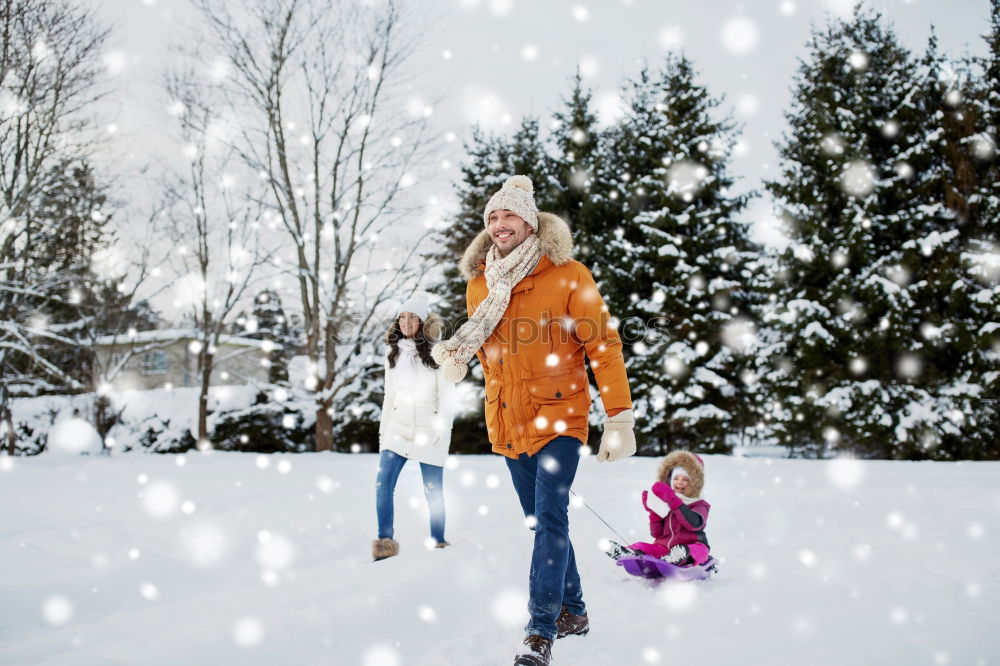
384, 312, 444, 343
459, 212, 574, 280
657, 450, 705, 498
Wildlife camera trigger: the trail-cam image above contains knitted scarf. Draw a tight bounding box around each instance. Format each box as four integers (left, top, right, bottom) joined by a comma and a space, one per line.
432, 234, 541, 382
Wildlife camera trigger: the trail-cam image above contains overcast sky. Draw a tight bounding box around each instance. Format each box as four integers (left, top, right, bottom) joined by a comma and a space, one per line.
93, 0, 991, 256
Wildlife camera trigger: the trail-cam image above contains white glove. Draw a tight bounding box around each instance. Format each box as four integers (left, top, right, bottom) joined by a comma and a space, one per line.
596, 409, 636, 462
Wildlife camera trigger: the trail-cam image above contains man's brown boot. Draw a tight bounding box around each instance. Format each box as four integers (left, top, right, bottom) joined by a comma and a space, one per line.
513, 634, 553, 665
556, 606, 589, 638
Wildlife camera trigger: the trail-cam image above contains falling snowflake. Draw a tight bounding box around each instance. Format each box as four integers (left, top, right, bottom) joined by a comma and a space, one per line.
665, 356, 686, 377
659, 581, 699, 611
972, 134, 996, 160
666, 161, 708, 199
139, 582, 159, 601
827, 457, 864, 489
720, 17, 758, 55
488, 0, 513, 16
720, 318, 757, 354
848, 51, 869, 71
316, 476, 337, 493
256, 531, 294, 571
642, 646, 663, 663
42, 595, 73, 626
579, 55, 600, 78
896, 354, 922, 379
181, 522, 228, 566
233, 616, 264, 647
736, 93, 760, 116
839, 161, 876, 197
142, 480, 181, 518
658, 25, 684, 51
492, 589, 528, 627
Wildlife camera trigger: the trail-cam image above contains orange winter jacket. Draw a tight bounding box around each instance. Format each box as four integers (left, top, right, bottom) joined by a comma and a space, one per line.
461, 212, 632, 459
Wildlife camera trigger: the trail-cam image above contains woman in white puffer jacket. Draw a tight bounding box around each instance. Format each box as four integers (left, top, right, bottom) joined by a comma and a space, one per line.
372, 295, 455, 561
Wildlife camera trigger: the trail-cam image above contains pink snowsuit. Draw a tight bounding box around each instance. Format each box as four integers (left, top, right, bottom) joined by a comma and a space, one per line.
630, 450, 711, 564
631, 484, 711, 563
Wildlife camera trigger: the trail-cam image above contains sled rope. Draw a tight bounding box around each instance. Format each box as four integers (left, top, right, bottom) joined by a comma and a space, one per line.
569, 489, 630, 545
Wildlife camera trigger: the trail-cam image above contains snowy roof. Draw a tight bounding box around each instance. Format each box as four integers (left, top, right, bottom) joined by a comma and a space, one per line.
93, 328, 281, 350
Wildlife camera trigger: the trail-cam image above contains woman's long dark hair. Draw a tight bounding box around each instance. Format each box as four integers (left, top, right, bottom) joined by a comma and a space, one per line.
386, 318, 439, 370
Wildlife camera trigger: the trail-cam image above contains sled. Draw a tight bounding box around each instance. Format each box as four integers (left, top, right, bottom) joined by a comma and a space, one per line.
616, 554, 718, 580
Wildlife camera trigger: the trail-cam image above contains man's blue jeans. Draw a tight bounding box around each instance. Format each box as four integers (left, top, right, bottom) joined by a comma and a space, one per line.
375, 449, 446, 543
504, 435, 585, 640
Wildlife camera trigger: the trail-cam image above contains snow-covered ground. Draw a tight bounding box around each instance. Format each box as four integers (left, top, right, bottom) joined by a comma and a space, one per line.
1, 451, 998, 665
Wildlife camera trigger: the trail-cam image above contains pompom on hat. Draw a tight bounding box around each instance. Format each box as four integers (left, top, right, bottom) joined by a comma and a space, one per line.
483, 175, 539, 231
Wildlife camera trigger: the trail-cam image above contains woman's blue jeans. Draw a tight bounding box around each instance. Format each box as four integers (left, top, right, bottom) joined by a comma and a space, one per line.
375, 449, 446, 543
504, 435, 585, 640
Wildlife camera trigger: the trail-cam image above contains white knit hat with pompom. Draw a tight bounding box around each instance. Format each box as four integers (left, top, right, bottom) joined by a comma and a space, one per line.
483, 175, 539, 231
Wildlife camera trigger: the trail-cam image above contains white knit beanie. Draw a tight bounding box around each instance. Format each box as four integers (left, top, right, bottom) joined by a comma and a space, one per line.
483, 175, 539, 231
670, 467, 691, 484
398, 293, 429, 321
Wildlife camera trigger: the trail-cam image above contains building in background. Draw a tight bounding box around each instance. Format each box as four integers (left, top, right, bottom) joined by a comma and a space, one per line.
93, 329, 278, 390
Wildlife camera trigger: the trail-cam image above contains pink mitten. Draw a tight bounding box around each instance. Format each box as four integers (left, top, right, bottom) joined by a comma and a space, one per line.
651, 481, 683, 510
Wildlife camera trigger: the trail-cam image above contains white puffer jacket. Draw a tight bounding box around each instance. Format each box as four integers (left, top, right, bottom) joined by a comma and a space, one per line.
379, 339, 454, 466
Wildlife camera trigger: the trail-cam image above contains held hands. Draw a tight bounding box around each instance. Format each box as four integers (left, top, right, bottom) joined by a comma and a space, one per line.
596, 409, 636, 463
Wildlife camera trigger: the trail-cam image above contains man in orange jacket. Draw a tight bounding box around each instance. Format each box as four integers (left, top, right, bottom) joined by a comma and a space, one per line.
433, 175, 636, 666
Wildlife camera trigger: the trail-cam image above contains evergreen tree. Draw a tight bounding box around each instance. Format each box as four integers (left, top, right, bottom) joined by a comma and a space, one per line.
245, 288, 296, 383
973, 0, 1000, 231
598, 55, 755, 454
22, 161, 144, 389
956, 0, 1000, 456
985, 0, 1000, 137
550, 72, 609, 265
761, 7, 998, 459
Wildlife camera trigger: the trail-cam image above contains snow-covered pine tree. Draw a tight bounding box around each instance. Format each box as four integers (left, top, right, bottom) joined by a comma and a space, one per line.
948, 0, 1000, 457
27, 162, 138, 384
550, 72, 608, 265
244, 289, 297, 384
5, 160, 155, 447
598, 55, 755, 454
884, 33, 1000, 459
761, 7, 997, 459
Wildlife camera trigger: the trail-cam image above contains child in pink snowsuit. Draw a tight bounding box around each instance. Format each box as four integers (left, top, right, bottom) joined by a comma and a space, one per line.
608, 450, 711, 566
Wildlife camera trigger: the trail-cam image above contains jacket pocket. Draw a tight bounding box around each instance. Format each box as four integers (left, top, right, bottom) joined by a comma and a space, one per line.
411, 408, 438, 448
524, 368, 588, 436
